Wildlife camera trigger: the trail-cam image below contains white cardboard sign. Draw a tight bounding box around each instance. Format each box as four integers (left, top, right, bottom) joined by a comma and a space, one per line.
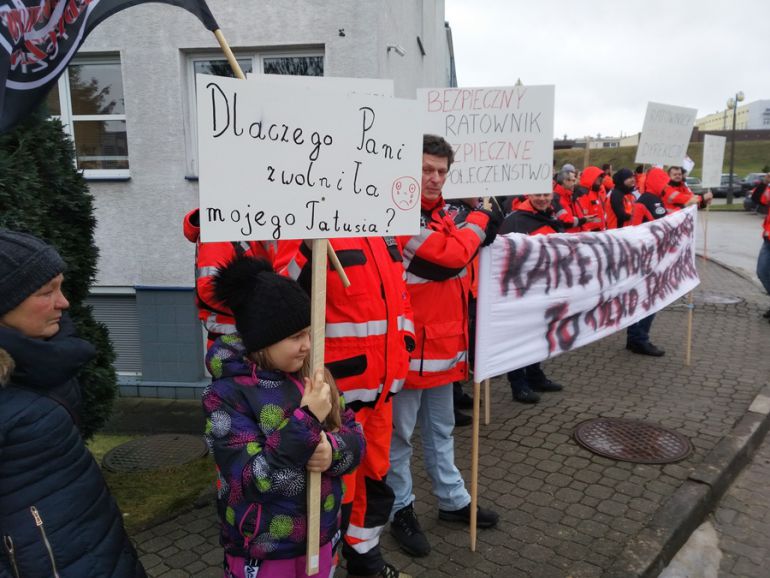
701, 134, 726, 188
417, 85, 555, 199
474, 207, 699, 382
196, 74, 422, 242
245, 73, 394, 97
635, 102, 697, 166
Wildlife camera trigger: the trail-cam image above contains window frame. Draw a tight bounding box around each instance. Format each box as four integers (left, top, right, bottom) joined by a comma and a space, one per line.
51, 55, 130, 181
183, 48, 324, 178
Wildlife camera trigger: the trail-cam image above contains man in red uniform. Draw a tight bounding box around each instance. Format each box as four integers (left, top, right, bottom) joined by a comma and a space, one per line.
498, 191, 566, 403
752, 174, 770, 320
574, 166, 608, 231
605, 168, 636, 229
387, 135, 500, 558
626, 167, 670, 355
276, 237, 415, 578
182, 208, 277, 346
664, 166, 712, 212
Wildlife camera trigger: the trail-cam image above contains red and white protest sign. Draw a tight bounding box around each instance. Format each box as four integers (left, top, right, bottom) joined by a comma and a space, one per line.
474, 207, 700, 381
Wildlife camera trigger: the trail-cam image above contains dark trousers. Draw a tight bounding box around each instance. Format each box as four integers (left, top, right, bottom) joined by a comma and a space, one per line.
627, 313, 656, 345
507, 363, 546, 393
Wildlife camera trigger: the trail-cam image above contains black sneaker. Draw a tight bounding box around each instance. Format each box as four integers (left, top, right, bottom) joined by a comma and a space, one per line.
347, 562, 413, 578
627, 341, 665, 357
390, 504, 431, 557
531, 378, 563, 392
512, 387, 540, 404
454, 409, 472, 427
438, 504, 499, 528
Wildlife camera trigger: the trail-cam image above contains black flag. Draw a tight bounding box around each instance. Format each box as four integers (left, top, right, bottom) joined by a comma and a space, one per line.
0, 0, 219, 133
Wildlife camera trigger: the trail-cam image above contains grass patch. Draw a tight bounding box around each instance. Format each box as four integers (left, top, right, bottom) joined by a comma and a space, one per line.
555, 140, 770, 177
88, 434, 215, 534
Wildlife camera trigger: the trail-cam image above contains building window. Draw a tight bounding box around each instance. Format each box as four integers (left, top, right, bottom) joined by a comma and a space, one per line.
48, 58, 129, 180
184, 50, 324, 177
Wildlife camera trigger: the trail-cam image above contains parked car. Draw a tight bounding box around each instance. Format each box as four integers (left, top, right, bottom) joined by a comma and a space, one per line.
740, 172, 767, 194
710, 174, 743, 198
684, 176, 704, 195
743, 175, 770, 214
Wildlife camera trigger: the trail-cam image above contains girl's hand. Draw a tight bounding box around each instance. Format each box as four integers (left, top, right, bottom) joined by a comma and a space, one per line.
302, 367, 332, 423
307, 432, 332, 472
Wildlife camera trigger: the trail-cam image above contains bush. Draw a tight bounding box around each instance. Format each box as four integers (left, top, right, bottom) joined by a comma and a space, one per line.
0, 109, 117, 439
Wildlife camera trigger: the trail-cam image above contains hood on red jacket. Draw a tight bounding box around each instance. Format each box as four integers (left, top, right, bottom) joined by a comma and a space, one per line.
645, 168, 670, 196
579, 166, 605, 189
183, 208, 200, 243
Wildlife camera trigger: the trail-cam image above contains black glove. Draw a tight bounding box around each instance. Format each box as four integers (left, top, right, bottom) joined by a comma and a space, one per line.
476, 206, 503, 247
404, 335, 416, 353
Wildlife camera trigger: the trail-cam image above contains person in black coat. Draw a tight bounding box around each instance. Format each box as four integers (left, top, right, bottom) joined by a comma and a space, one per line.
0, 229, 145, 578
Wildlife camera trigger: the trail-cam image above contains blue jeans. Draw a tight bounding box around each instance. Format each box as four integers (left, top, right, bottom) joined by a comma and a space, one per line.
627, 313, 656, 345
388, 384, 471, 514
758, 238, 770, 295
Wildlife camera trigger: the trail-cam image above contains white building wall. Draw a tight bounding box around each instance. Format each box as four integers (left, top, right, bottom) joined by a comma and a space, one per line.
77, 0, 448, 288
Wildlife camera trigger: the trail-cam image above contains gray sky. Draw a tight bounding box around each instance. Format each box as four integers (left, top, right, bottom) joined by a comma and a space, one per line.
445, 0, 766, 139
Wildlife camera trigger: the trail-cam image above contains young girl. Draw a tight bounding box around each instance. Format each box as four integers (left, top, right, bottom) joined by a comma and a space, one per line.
202, 255, 365, 578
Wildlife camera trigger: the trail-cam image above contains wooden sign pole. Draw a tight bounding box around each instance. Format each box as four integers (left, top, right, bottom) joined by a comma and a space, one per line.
470, 378, 481, 551
306, 239, 329, 574
685, 291, 694, 367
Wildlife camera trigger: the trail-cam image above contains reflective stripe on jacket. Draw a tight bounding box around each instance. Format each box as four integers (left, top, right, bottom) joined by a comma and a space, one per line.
276, 237, 414, 410
397, 196, 488, 389
183, 208, 276, 342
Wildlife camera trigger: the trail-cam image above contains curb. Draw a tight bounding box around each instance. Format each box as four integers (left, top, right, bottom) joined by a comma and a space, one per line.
604, 384, 770, 578
695, 251, 762, 289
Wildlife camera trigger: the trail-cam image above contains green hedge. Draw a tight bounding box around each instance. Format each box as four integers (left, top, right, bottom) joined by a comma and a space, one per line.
0, 110, 117, 439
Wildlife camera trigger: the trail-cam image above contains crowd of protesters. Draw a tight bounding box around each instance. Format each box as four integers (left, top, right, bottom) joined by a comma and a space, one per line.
6, 134, 768, 578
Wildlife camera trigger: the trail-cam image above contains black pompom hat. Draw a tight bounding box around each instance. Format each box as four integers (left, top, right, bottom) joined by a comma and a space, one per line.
213, 255, 311, 352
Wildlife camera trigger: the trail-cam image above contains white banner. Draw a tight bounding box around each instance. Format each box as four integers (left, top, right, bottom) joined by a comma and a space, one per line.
197, 74, 422, 242
701, 134, 727, 188
474, 207, 700, 382
635, 102, 697, 166
417, 85, 555, 199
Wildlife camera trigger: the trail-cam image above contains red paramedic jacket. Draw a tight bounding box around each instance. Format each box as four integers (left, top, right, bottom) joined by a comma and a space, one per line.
397, 195, 489, 389
183, 208, 277, 343
275, 237, 414, 409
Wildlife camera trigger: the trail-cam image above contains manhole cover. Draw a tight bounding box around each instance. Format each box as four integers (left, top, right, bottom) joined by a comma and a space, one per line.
573, 418, 692, 464
102, 434, 208, 473
692, 292, 743, 305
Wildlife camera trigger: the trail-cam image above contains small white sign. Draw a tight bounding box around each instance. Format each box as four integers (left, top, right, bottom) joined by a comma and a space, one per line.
418, 85, 555, 199
196, 74, 422, 242
635, 102, 697, 166
701, 134, 726, 188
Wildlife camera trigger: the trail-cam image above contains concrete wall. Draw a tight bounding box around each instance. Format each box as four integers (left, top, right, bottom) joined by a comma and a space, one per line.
78, 0, 448, 289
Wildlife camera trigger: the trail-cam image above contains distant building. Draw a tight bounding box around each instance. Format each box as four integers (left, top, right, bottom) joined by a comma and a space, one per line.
696, 100, 770, 131
574, 136, 621, 149
49, 0, 454, 398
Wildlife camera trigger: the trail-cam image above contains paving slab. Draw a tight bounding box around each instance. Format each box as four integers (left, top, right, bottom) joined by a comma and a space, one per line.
124, 256, 770, 577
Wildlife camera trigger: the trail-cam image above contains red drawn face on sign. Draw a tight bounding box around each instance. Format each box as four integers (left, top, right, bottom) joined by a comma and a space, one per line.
391, 177, 420, 211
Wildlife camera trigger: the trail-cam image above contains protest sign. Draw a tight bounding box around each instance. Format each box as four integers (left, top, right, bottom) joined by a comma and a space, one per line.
474, 207, 699, 382
701, 134, 727, 188
246, 73, 394, 96
196, 74, 422, 242
635, 102, 697, 166
417, 85, 555, 198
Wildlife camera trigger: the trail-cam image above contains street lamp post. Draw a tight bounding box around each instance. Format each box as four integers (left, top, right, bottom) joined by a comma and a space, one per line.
726, 91, 745, 205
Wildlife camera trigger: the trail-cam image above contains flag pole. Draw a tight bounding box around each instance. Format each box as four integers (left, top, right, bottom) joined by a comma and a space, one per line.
703, 191, 710, 260
211, 29, 350, 289
481, 198, 493, 425
685, 291, 694, 366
